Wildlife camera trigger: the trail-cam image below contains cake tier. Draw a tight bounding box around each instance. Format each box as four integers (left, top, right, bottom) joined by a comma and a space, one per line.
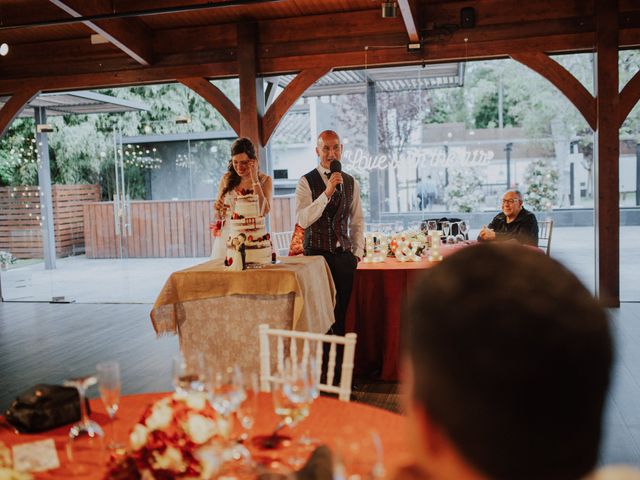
244, 244, 273, 264
233, 194, 260, 218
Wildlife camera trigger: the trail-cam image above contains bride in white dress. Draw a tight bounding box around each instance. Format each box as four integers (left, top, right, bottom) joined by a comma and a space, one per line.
211, 137, 273, 259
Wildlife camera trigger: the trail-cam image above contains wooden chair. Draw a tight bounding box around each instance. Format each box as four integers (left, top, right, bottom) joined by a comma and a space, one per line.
272, 230, 293, 256
538, 219, 554, 256
258, 324, 357, 402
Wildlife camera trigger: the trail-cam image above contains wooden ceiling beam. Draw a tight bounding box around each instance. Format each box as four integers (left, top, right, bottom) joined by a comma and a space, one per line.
179, 77, 240, 134
49, 0, 154, 65
261, 67, 331, 146
0, 88, 40, 138
510, 51, 596, 130
397, 0, 420, 43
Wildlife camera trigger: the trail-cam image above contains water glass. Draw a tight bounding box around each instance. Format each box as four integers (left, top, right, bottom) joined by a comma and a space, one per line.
208, 365, 246, 420
96, 361, 123, 450
172, 353, 205, 394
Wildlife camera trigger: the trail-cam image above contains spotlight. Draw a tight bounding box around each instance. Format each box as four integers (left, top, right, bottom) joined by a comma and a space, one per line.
175, 115, 191, 125
381, 1, 397, 19
0, 43, 8, 56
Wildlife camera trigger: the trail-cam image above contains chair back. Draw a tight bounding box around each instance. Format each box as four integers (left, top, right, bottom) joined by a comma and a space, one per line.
538, 219, 554, 255
258, 324, 357, 402
272, 231, 293, 256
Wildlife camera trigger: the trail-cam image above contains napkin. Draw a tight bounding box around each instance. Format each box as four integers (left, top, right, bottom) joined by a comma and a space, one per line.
12, 439, 60, 472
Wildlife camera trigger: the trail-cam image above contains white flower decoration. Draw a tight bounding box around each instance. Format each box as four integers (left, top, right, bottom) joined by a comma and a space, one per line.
145, 401, 174, 431
184, 414, 218, 445
151, 447, 186, 473
184, 392, 207, 411
129, 423, 149, 451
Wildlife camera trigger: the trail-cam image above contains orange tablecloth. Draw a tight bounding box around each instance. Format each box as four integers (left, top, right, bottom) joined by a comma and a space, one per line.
346, 243, 470, 381
0, 393, 410, 479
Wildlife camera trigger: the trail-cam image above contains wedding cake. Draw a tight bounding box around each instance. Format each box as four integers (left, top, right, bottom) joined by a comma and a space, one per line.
224, 193, 273, 270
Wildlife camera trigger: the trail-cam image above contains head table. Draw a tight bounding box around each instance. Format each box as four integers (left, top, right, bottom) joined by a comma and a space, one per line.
0, 392, 411, 479
347, 243, 471, 381
150, 256, 336, 375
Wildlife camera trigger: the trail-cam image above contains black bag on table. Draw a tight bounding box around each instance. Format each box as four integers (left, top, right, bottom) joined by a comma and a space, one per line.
4, 384, 90, 433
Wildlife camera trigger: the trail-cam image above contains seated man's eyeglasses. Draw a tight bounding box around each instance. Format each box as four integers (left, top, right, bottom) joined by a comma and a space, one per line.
502, 198, 520, 205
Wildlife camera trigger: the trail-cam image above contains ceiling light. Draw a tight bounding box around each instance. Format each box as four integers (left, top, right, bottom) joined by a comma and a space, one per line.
0, 43, 9, 56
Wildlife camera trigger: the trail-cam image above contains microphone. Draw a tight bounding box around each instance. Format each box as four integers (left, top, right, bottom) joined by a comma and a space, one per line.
329, 160, 342, 193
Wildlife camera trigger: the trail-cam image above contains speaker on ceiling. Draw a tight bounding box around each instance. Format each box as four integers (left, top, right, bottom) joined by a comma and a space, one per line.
460, 7, 476, 28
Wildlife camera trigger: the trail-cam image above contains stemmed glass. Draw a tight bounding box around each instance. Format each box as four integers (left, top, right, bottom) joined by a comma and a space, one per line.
236, 372, 259, 442
460, 220, 469, 236
64, 374, 104, 470
96, 361, 123, 450
441, 220, 450, 238
64, 375, 104, 440
172, 353, 205, 394
208, 365, 246, 436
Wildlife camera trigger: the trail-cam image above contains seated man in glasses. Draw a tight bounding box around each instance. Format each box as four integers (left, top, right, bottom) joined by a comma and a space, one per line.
478, 190, 539, 246
396, 243, 630, 480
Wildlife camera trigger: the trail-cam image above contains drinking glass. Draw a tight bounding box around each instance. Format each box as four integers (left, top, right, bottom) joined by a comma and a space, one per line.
96, 361, 123, 450
459, 220, 469, 238
64, 375, 104, 440
441, 220, 450, 238
172, 353, 205, 394
236, 372, 259, 442
208, 365, 246, 421
64, 375, 105, 471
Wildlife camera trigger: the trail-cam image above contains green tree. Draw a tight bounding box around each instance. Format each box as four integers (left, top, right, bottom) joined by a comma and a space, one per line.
522, 158, 559, 211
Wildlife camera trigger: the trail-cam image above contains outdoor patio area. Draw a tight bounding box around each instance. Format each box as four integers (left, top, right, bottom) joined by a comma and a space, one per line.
1, 226, 639, 304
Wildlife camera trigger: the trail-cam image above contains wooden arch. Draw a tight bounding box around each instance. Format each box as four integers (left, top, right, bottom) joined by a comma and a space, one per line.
618, 69, 640, 127
511, 52, 597, 130
261, 67, 331, 146
0, 88, 40, 138
179, 77, 241, 135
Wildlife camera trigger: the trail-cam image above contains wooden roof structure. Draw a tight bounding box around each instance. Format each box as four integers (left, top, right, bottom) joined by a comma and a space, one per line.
0, 0, 638, 306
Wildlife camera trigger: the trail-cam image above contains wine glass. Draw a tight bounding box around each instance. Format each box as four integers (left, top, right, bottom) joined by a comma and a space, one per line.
441, 220, 450, 238
64, 375, 104, 440
208, 365, 246, 422
96, 361, 123, 450
173, 353, 205, 394
64, 375, 105, 470
236, 372, 259, 442
459, 220, 469, 240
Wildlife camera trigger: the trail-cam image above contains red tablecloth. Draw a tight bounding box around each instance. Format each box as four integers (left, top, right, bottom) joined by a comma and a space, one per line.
0, 392, 410, 479
346, 244, 469, 381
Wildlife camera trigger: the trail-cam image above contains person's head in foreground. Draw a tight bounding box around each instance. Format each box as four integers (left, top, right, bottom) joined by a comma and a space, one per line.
402, 243, 612, 480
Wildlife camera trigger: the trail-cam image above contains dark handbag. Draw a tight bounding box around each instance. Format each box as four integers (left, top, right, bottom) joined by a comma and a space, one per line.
4, 384, 90, 433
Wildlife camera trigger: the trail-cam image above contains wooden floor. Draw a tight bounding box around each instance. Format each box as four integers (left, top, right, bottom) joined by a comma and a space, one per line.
0, 301, 639, 466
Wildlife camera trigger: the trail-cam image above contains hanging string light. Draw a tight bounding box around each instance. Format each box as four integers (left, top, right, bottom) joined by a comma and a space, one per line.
123, 144, 162, 169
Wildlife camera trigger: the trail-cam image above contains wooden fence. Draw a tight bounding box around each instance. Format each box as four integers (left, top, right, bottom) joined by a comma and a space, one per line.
0, 184, 100, 259
84, 196, 296, 259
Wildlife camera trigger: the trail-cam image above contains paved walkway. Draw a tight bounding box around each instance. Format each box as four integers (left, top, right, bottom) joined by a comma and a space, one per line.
1, 226, 639, 303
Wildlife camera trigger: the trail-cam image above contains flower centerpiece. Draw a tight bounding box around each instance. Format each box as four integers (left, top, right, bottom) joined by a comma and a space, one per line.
0, 251, 16, 270
106, 392, 226, 480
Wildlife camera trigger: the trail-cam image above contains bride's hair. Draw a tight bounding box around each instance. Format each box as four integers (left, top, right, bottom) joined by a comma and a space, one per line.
221, 137, 258, 196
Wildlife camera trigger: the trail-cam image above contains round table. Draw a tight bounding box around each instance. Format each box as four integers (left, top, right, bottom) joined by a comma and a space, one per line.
1, 392, 410, 478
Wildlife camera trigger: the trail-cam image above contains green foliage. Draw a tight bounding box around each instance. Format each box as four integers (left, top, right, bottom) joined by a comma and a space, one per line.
0, 81, 238, 199
445, 167, 485, 212
522, 158, 559, 211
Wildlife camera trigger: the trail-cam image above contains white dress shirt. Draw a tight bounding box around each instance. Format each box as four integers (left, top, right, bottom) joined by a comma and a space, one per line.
295, 165, 365, 258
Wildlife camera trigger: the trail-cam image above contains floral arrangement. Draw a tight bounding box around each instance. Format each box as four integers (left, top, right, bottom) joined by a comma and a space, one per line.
106, 393, 225, 480
0, 251, 16, 267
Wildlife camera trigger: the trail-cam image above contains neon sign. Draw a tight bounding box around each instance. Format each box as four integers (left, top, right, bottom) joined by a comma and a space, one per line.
342, 147, 494, 171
